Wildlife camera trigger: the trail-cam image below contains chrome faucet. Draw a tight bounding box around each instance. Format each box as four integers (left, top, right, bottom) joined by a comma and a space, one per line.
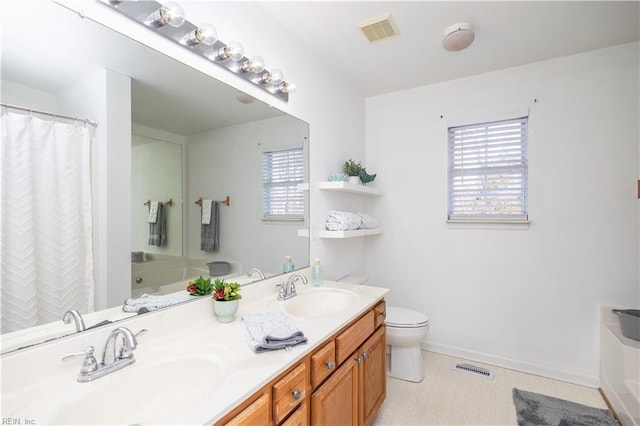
277, 273, 308, 301
63, 309, 86, 332
247, 267, 266, 280
62, 327, 146, 382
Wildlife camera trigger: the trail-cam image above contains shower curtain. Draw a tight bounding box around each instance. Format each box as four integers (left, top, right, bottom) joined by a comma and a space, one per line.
1, 111, 94, 333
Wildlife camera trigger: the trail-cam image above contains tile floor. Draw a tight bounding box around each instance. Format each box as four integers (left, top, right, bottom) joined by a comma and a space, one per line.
372, 351, 608, 425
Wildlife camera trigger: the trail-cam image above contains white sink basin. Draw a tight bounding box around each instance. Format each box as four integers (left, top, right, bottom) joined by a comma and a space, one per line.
12, 355, 221, 425
278, 288, 358, 318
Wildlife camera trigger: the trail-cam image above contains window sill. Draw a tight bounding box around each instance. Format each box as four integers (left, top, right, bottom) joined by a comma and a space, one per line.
446, 219, 530, 230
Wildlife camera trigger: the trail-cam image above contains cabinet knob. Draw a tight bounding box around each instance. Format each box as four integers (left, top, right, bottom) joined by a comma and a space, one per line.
326, 361, 335, 370
362, 351, 369, 360
379, 311, 386, 318
292, 389, 302, 400
356, 356, 363, 364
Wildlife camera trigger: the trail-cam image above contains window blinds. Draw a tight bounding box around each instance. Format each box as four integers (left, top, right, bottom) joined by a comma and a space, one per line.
262, 148, 304, 220
448, 116, 528, 220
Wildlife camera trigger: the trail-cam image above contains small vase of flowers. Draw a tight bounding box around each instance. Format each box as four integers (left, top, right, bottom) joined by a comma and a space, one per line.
212, 279, 241, 323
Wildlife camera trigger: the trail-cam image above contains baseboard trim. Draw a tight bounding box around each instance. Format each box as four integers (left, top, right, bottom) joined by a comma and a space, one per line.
421, 342, 600, 388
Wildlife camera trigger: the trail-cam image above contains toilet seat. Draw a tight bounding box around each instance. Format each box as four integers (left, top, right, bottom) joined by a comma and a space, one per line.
385, 306, 429, 328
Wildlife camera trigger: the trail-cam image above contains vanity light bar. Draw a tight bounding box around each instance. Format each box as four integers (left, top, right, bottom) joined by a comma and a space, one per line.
100, 0, 290, 102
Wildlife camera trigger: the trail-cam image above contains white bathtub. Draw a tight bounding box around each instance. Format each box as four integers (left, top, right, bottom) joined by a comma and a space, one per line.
600, 305, 640, 426
131, 256, 212, 298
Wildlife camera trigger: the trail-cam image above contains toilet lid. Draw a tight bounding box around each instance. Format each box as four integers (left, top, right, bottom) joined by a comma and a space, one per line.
385, 306, 429, 328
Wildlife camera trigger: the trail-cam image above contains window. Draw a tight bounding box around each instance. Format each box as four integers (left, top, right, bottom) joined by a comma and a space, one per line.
262, 147, 304, 220
448, 116, 528, 221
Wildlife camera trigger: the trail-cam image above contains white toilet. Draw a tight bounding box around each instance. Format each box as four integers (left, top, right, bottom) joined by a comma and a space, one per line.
337, 274, 430, 383
385, 306, 429, 382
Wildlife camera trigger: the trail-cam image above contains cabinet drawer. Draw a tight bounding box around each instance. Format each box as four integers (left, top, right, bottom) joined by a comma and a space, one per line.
336, 310, 375, 366
311, 340, 336, 389
281, 402, 308, 426
273, 363, 307, 424
374, 300, 386, 329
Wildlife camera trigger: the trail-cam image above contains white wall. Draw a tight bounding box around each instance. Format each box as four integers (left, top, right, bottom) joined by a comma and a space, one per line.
365, 42, 640, 386
185, 116, 308, 274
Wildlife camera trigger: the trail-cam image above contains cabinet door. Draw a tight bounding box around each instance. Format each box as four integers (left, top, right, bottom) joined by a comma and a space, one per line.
224, 393, 270, 426
311, 357, 358, 425
360, 326, 386, 426
281, 403, 308, 426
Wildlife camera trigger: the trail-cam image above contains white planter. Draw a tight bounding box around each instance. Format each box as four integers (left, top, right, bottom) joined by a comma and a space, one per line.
348, 176, 361, 185
213, 299, 239, 323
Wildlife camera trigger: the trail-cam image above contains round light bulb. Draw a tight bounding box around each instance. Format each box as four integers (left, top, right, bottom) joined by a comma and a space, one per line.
269, 69, 284, 85
156, 1, 185, 27
226, 41, 245, 61
195, 23, 217, 45
249, 56, 265, 73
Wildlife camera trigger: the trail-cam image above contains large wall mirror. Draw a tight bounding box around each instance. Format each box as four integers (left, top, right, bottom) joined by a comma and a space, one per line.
1, 1, 309, 353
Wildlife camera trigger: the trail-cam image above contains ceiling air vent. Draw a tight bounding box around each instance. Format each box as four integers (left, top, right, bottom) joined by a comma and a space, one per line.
358, 13, 398, 43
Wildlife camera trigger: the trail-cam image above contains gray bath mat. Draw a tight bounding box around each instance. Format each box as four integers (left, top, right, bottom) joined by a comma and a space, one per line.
512, 388, 618, 426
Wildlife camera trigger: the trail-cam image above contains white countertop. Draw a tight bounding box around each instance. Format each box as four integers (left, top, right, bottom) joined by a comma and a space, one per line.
1, 272, 388, 425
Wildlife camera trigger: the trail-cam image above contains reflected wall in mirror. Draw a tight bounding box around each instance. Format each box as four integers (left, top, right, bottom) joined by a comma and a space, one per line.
132, 135, 183, 257
0, 0, 309, 354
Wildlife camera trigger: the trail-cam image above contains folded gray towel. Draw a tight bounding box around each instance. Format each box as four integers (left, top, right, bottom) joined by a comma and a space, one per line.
241, 310, 307, 353
148, 202, 167, 246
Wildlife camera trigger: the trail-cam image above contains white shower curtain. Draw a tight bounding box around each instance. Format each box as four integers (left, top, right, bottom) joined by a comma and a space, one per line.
1, 111, 94, 333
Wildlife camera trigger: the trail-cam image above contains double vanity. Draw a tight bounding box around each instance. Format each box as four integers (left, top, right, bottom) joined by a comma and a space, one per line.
1, 271, 388, 425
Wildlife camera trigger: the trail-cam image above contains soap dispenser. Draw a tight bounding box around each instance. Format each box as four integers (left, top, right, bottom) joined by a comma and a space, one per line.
283, 256, 294, 273
311, 258, 323, 287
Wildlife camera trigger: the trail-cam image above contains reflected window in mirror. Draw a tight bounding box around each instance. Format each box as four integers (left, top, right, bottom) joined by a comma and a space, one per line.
261, 147, 304, 221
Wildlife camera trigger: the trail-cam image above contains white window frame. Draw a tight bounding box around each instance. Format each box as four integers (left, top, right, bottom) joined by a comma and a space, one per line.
262, 147, 304, 221
447, 115, 529, 223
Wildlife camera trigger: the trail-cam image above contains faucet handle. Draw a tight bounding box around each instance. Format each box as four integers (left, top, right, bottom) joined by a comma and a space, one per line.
62, 346, 98, 374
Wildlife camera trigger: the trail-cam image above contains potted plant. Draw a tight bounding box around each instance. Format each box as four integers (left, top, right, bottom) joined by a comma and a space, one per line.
343, 159, 363, 184
186, 276, 213, 296
212, 279, 241, 322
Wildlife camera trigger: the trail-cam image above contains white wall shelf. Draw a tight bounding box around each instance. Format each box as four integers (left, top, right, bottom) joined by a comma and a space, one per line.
318, 228, 382, 239
318, 181, 381, 196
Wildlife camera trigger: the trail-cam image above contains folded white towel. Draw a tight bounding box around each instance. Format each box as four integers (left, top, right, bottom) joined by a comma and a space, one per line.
148, 201, 159, 224
201, 199, 213, 225
356, 212, 378, 229
122, 292, 193, 313
242, 310, 307, 353
325, 210, 363, 231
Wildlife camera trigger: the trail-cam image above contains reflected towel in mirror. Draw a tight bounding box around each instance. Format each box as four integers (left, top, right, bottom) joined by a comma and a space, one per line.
123, 292, 192, 313
201, 199, 213, 225
148, 201, 159, 224
148, 202, 167, 246
201, 201, 219, 252
242, 310, 307, 353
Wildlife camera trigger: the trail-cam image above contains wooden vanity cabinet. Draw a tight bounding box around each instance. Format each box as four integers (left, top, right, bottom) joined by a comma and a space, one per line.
311, 300, 387, 426
216, 299, 386, 426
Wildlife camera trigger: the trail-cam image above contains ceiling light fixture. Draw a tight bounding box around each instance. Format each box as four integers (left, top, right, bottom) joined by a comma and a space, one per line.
235, 91, 255, 104
442, 23, 475, 51
101, 0, 293, 102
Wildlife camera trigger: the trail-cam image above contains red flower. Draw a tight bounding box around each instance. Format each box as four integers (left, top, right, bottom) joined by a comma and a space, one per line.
213, 288, 225, 300
187, 283, 198, 295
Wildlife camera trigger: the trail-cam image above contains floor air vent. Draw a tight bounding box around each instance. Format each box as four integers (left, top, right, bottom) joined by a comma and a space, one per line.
453, 362, 494, 380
